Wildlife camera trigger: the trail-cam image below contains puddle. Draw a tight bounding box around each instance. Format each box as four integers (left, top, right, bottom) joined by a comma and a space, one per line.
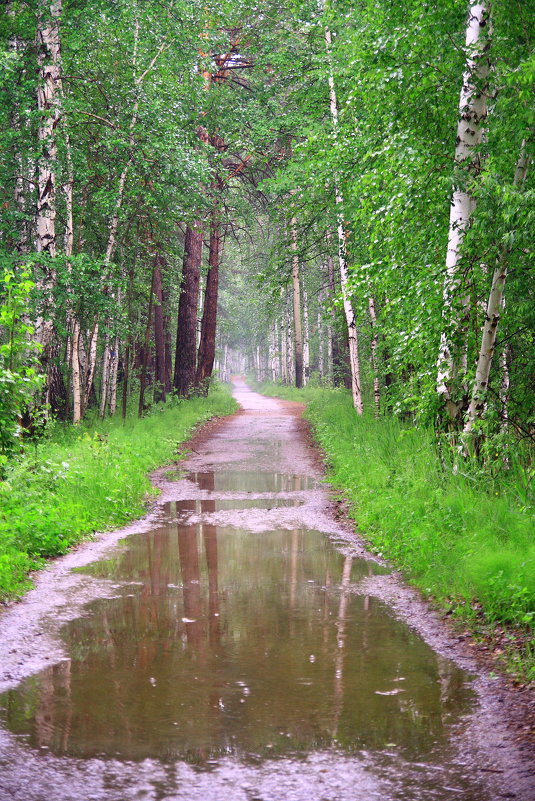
164, 499, 303, 517
185, 471, 318, 492
0, 522, 473, 766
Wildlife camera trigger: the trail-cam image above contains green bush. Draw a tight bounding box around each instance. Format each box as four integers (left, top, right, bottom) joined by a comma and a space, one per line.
0, 386, 238, 600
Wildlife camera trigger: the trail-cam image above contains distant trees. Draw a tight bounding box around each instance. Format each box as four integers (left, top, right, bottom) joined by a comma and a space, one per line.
0, 0, 533, 464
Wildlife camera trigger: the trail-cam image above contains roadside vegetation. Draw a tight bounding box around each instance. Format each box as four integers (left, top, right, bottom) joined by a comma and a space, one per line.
256, 380, 535, 682
0, 387, 237, 601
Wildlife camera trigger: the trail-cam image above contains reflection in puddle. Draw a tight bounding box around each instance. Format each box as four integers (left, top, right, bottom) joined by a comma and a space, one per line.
165, 499, 304, 517
0, 513, 473, 767
186, 471, 318, 492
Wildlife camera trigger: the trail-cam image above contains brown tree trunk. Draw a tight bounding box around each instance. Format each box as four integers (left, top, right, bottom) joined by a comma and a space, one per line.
152, 254, 166, 403
174, 222, 203, 396
138, 262, 156, 417
196, 211, 221, 393
162, 286, 173, 394
291, 218, 304, 388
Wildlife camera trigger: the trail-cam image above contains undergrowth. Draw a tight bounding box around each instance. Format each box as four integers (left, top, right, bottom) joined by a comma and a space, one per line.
257, 380, 535, 681
0, 386, 238, 601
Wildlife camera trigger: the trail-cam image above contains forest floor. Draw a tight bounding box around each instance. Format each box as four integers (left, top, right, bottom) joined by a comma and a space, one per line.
0, 379, 533, 800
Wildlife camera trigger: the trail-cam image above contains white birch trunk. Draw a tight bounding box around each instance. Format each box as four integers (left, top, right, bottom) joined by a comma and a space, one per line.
318, 305, 325, 380
71, 320, 81, 424
281, 291, 288, 384
303, 286, 310, 385
34, 0, 62, 354
323, 19, 363, 413
286, 300, 294, 384
463, 139, 531, 439
83, 319, 98, 412
437, 2, 491, 419
35, 0, 61, 261
63, 128, 82, 423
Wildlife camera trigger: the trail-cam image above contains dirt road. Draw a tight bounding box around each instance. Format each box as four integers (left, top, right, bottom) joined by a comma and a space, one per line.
0, 380, 533, 800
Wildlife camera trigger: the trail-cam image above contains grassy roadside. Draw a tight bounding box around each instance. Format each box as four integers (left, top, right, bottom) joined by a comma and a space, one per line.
0, 386, 238, 601
256, 380, 535, 681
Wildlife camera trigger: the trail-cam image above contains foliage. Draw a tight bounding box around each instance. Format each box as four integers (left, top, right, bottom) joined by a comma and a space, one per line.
0, 385, 237, 600
0, 270, 43, 471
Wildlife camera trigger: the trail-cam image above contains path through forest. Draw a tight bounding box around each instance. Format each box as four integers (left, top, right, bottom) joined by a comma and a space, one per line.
0, 380, 533, 800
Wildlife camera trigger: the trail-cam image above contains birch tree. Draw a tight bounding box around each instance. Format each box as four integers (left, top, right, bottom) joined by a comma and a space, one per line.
321, 5, 363, 413
436, 2, 492, 424
463, 137, 532, 443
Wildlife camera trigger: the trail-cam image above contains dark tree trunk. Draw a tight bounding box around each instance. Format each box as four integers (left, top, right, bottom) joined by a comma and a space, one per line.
122, 263, 134, 420
174, 222, 203, 396
138, 262, 156, 417
152, 254, 166, 403
162, 286, 173, 394
196, 212, 221, 393
46, 339, 68, 418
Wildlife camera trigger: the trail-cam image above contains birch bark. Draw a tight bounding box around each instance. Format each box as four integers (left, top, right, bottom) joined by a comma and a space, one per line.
437, 2, 492, 421
35, 0, 61, 264
322, 20, 363, 412
463, 139, 531, 440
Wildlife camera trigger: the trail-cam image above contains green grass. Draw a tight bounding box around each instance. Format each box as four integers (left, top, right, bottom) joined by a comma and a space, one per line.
257, 380, 535, 680
0, 386, 238, 600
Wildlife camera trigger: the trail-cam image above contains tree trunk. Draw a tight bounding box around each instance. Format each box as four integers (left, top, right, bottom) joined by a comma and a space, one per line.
139, 263, 156, 416
99, 335, 111, 419
286, 299, 295, 384
35, 0, 61, 263
162, 287, 173, 394
196, 211, 221, 392
174, 222, 203, 396
290, 218, 304, 388
108, 336, 119, 416
318, 305, 325, 381
153, 254, 167, 403
303, 286, 310, 385
323, 20, 363, 413
71, 320, 81, 423
463, 138, 531, 441
437, 2, 492, 422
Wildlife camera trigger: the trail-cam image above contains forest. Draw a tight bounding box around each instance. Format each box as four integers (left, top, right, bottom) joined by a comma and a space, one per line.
0, 0, 534, 674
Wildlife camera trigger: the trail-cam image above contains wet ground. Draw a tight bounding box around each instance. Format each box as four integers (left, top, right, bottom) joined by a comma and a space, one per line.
0, 379, 533, 800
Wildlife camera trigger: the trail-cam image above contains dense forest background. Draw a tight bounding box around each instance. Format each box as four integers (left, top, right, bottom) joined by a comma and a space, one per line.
1, 0, 533, 460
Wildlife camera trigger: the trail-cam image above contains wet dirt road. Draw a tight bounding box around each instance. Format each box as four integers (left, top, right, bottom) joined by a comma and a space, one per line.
0, 379, 533, 800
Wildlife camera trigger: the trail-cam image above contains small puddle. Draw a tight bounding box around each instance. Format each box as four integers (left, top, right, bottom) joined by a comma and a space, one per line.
0, 517, 473, 768
185, 471, 318, 492
165, 499, 303, 518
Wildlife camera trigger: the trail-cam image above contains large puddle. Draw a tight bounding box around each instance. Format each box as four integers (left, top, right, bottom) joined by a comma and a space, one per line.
1, 504, 473, 765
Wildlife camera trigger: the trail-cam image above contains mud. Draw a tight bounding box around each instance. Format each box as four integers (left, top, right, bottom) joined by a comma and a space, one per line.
0, 379, 533, 801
